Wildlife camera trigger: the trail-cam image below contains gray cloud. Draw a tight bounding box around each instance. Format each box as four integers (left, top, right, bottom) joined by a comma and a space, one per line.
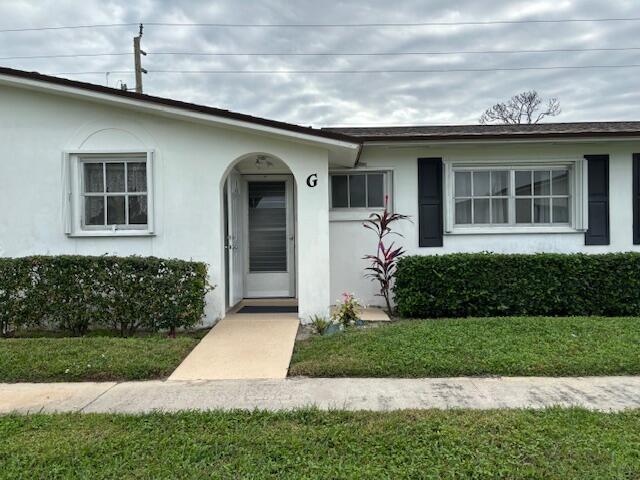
1, 0, 639, 126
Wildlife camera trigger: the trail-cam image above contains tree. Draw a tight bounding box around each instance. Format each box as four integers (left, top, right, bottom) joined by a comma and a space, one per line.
479, 90, 561, 125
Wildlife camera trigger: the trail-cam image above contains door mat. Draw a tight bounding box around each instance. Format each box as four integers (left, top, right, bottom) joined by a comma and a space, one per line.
237, 305, 299, 314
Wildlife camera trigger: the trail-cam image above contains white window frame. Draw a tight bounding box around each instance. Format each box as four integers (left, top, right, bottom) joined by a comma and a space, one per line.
63, 150, 155, 237
443, 158, 588, 235
329, 168, 393, 222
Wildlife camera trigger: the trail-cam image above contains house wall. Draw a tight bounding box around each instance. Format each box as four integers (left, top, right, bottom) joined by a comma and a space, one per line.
0, 85, 332, 324
330, 141, 640, 307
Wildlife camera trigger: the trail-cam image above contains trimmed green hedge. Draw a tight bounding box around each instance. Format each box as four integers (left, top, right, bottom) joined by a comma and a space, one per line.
394, 253, 640, 318
0, 256, 211, 336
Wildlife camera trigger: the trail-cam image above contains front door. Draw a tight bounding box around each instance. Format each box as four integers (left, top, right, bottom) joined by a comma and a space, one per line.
227, 170, 244, 307
244, 176, 295, 298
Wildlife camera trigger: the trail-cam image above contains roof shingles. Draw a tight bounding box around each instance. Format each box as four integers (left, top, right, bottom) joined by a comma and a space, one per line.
323, 122, 640, 141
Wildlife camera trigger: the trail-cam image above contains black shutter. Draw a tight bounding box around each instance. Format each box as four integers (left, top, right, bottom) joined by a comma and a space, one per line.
585, 154, 610, 245
634, 154, 640, 244
418, 158, 443, 247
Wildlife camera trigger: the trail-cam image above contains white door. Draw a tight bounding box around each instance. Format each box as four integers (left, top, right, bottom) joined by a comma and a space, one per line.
244, 176, 295, 298
227, 170, 244, 307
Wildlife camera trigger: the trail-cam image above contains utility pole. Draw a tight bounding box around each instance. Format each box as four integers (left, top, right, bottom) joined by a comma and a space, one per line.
133, 23, 147, 94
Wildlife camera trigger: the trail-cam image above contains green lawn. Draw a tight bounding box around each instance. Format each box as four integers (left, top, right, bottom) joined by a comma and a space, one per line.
1, 409, 639, 479
0, 331, 205, 382
290, 316, 640, 377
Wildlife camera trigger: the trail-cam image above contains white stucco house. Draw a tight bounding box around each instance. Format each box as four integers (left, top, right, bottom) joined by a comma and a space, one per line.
2, 66, 640, 325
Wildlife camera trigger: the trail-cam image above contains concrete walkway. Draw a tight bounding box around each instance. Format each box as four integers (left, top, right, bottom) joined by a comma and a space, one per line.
168, 313, 299, 381
2, 376, 640, 414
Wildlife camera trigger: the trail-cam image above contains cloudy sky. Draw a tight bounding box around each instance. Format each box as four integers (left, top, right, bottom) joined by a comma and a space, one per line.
1, 0, 639, 126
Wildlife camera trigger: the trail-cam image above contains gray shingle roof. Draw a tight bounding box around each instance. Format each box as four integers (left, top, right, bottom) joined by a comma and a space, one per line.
3, 66, 639, 144
323, 122, 640, 142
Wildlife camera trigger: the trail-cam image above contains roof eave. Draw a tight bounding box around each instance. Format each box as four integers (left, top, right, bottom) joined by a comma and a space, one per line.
0, 68, 360, 150
358, 132, 640, 145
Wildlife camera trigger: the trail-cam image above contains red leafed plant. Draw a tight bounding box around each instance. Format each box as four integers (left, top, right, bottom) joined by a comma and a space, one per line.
362, 196, 410, 315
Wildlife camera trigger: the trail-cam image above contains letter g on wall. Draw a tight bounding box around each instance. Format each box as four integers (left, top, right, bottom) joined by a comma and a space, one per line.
306, 173, 318, 187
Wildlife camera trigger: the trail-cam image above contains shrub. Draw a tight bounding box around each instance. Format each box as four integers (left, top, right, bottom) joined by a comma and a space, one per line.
332, 292, 362, 327
394, 252, 640, 318
0, 259, 37, 336
0, 255, 211, 336
362, 196, 410, 314
309, 315, 332, 335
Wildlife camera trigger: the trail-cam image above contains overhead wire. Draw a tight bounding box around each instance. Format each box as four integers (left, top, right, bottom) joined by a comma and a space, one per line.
2, 16, 640, 33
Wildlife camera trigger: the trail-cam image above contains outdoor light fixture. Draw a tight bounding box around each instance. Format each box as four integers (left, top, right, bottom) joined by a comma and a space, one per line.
255, 155, 274, 169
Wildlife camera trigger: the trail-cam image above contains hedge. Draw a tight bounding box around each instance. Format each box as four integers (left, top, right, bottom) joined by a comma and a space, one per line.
0, 256, 211, 336
394, 253, 640, 318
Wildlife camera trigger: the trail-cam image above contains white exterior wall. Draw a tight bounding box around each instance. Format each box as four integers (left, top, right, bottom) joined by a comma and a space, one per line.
0, 85, 333, 324
330, 141, 640, 307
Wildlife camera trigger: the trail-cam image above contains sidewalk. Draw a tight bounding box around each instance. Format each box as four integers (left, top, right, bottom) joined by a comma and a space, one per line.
2, 376, 640, 414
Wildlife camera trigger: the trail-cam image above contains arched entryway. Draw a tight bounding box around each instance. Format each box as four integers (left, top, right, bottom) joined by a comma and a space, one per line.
221, 153, 298, 311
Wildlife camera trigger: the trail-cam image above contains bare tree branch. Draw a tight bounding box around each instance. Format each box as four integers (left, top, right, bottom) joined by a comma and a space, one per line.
479, 90, 561, 125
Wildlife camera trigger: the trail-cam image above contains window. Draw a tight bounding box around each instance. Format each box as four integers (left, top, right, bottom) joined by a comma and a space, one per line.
330, 171, 388, 209
75, 154, 150, 232
514, 170, 569, 224
445, 161, 586, 233
454, 170, 510, 225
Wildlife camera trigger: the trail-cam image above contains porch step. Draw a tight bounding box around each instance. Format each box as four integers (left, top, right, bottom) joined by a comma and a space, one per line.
168, 313, 299, 381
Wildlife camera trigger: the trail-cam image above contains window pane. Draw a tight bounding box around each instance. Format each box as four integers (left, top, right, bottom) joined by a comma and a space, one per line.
455, 199, 472, 224
84, 163, 103, 193
473, 171, 490, 196
367, 173, 384, 208
248, 182, 287, 272
349, 175, 366, 208
491, 171, 509, 196
474, 198, 490, 223
331, 175, 348, 208
128, 195, 148, 225
534, 198, 551, 223
552, 170, 569, 195
492, 198, 508, 223
455, 171, 471, 197
552, 197, 569, 223
533, 170, 550, 196
107, 196, 126, 225
516, 198, 532, 223
515, 171, 532, 196
84, 196, 104, 225
106, 163, 125, 192
127, 162, 147, 192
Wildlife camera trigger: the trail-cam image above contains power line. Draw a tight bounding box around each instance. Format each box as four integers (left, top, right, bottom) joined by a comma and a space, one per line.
51, 63, 640, 76
0, 53, 130, 60
148, 64, 640, 73
2, 17, 640, 33
52, 71, 133, 75
0, 23, 136, 33
4, 46, 640, 61
148, 46, 640, 57
145, 17, 640, 27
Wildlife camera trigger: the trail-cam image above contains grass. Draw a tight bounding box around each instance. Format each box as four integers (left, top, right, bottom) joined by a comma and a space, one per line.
1, 409, 639, 479
0, 330, 206, 382
290, 316, 640, 377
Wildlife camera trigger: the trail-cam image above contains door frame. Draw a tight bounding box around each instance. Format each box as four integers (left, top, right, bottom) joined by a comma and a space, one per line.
242, 174, 296, 298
